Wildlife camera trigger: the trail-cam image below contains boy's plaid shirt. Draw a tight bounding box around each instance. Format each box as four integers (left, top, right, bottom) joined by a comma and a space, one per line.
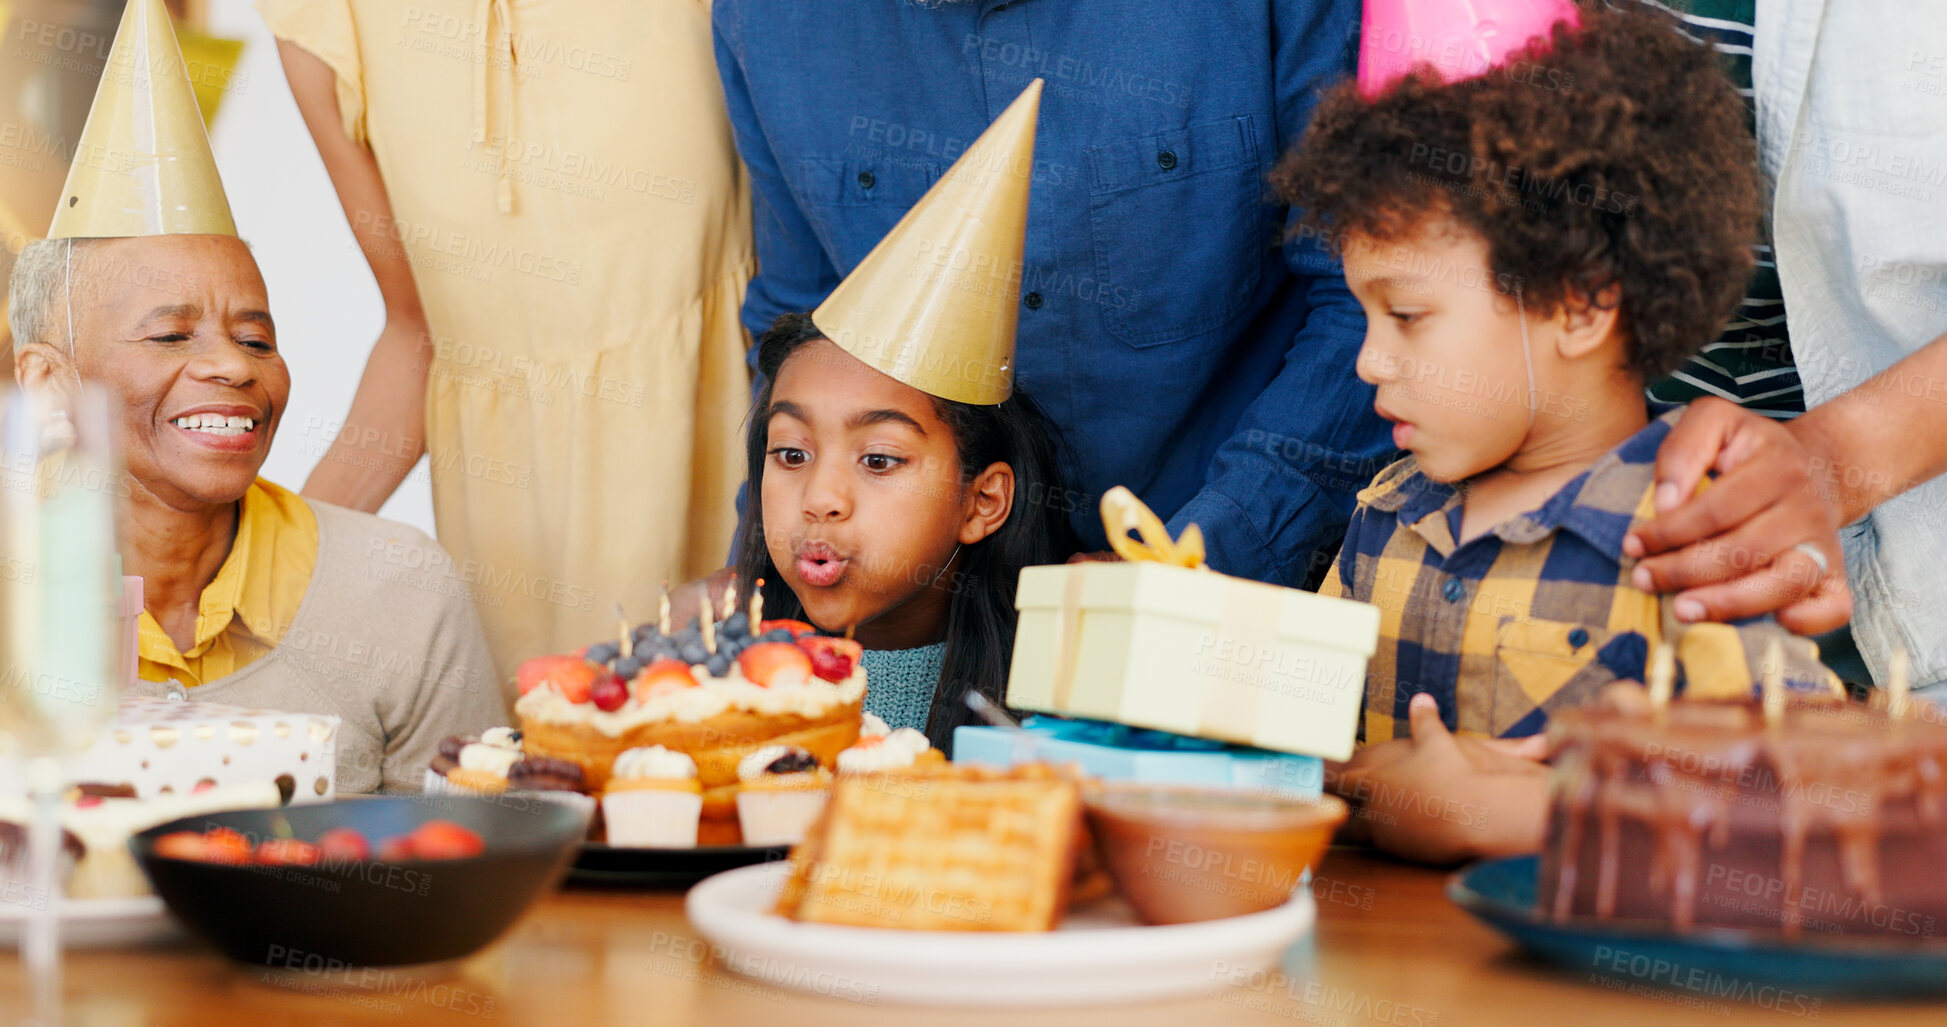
1319, 409, 1835, 742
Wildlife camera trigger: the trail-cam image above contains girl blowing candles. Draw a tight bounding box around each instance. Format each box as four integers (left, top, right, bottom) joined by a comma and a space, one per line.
732, 82, 1077, 746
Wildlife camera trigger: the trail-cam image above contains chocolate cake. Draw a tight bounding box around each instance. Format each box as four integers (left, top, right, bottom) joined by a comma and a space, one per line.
1541, 685, 1947, 939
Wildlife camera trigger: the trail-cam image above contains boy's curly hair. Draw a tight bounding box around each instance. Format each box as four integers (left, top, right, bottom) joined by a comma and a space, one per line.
1272, 2, 1761, 381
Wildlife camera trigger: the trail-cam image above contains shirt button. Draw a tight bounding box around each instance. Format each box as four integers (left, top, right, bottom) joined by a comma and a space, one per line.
1567, 627, 1590, 649
1023, 291, 1044, 310
1441, 578, 1465, 602
857, 170, 876, 189
1157, 150, 1178, 170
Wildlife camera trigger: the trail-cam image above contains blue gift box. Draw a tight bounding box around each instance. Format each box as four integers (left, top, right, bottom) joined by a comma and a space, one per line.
952, 717, 1322, 799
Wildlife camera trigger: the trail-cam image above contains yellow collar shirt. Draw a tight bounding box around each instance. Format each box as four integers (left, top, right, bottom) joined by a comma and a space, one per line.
137, 479, 319, 687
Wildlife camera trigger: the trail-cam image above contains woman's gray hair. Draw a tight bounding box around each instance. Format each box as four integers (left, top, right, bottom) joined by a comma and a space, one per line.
7, 237, 95, 352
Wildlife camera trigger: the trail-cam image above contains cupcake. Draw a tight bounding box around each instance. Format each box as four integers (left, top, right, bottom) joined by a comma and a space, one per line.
836, 727, 945, 774
425, 727, 524, 794
602, 746, 704, 848
505, 757, 598, 829
734, 746, 834, 847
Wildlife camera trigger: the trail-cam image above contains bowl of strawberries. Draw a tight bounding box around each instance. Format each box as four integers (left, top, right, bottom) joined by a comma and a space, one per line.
130, 794, 583, 967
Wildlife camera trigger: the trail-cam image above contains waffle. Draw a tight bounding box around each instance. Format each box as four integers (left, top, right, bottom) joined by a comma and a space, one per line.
775, 763, 1082, 931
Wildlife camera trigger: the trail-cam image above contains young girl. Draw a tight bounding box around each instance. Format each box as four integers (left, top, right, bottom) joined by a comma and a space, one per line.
732, 312, 1079, 747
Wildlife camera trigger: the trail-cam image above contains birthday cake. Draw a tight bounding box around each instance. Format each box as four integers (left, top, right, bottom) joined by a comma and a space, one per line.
0, 699, 333, 899
1540, 685, 1947, 939
512, 609, 865, 845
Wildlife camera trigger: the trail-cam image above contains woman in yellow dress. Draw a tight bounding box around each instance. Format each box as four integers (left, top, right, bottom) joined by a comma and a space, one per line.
262, 0, 752, 690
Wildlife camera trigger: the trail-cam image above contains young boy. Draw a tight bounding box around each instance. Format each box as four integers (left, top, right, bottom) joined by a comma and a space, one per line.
1274, 3, 1838, 863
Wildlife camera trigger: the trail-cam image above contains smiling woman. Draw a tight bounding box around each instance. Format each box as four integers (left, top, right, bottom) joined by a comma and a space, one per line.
8, 234, 508, 792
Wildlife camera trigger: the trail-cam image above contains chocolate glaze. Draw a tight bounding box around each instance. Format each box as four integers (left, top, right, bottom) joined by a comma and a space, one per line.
436, 735, 469, 762
1542, 688, 1947, 939
72, 783, 139, 799
508, 757, 585, 793
765, 751, 820, 775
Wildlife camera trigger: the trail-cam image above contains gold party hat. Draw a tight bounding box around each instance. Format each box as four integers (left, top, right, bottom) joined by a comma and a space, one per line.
813, 80, 1042, 405
46, 0, 236, 239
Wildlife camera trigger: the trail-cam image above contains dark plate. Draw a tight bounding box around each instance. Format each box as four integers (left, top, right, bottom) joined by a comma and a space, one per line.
132, 795, 583, 968
568, 842, 788, 888
1450, 855, 1947, 998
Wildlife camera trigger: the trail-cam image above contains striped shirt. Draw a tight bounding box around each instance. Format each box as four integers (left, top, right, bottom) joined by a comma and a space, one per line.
1319, 409, 1835, 742
1640, 0, 1804, 417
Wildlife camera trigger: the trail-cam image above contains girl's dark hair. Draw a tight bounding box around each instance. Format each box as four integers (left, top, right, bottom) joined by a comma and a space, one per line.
732, 312, 1081, 748
1272, 1, 1762, 381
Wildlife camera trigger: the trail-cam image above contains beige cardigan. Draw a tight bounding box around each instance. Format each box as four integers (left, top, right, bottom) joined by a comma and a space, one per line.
126, 500, 509, 793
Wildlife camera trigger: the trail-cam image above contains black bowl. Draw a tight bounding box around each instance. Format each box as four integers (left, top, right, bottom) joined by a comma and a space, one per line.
131, 794, 583, 967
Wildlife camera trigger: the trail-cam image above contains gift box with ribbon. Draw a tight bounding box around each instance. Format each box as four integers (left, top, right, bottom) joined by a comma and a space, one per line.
1006, 488, 1379, 760
0, 697, 340, 803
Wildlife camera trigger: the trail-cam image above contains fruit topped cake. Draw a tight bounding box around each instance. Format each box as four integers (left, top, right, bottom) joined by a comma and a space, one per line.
514, 608, 866, 844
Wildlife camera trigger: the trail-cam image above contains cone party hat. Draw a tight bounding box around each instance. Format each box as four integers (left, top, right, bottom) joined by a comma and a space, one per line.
47, 0, 236, 238
812, 80, 1041, 405
1358, 0, 1580, 98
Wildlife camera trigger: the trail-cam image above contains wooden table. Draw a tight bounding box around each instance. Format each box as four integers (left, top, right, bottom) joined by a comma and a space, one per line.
9, 848, 1942, 1026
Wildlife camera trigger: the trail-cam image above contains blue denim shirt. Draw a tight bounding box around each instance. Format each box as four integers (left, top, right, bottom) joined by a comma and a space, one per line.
714, 0, 1393, 586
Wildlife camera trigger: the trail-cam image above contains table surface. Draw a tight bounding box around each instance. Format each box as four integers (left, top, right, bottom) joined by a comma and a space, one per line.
8, 847, 1943, 1026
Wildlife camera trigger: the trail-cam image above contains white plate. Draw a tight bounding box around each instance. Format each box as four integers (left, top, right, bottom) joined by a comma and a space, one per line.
685, 862, 1315, 1007
0, 894, 178, 949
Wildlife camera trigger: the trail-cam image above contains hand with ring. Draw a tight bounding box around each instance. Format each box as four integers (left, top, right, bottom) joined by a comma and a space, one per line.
1623, 398, 1851, 634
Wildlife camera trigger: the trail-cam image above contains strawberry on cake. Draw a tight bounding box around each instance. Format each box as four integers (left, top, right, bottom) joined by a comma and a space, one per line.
514, 613, 866, 845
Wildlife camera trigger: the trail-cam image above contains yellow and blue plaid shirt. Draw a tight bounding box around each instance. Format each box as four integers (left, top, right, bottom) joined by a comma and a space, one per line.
1319, 409, 1835, 743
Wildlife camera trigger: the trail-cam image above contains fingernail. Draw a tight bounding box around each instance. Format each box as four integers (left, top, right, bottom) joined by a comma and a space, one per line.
1675, 597, 1705, 622
1655, 482, 1681, 512
1622, 535, 1644, 558
1632, 566, 1652, 591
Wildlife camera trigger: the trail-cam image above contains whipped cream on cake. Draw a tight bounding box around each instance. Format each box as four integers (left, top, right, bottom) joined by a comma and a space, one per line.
457, 739, 523, 777
837, 728, 936, 773
612, 745, 699, 782
517, 664, 866, 735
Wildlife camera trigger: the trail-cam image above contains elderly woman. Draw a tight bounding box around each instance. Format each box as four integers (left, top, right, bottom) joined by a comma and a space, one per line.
8, 231, 507, 791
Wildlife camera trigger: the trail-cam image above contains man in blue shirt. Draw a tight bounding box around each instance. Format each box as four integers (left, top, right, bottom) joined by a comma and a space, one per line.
713, 0, 1391, 586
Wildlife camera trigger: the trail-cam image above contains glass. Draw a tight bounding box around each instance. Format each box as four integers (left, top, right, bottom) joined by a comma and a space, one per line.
0, 385, 123, 1027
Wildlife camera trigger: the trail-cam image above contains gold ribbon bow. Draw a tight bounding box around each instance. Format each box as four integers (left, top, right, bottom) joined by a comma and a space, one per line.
1100, 486, 1205, 569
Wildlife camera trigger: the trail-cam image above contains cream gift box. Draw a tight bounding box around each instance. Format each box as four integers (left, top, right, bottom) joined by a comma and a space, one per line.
1007, 562, 1379, 760
0, 696, 340, 803
1005, 487, 1379, 760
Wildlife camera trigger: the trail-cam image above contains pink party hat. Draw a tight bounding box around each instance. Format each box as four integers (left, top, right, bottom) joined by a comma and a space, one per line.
1358, 0, 1581, 98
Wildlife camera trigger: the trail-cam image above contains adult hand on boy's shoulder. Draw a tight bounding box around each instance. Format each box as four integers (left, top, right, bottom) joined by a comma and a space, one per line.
1331, 695, 1549, 866
1624, 398, 1852, 635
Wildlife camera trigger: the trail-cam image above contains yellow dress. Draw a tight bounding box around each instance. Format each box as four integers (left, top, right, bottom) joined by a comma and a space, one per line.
138, 479, 319, 687
260, 0, 753, 681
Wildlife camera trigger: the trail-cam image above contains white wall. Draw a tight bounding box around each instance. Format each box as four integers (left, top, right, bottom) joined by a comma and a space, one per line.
203, 0, 436, 536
